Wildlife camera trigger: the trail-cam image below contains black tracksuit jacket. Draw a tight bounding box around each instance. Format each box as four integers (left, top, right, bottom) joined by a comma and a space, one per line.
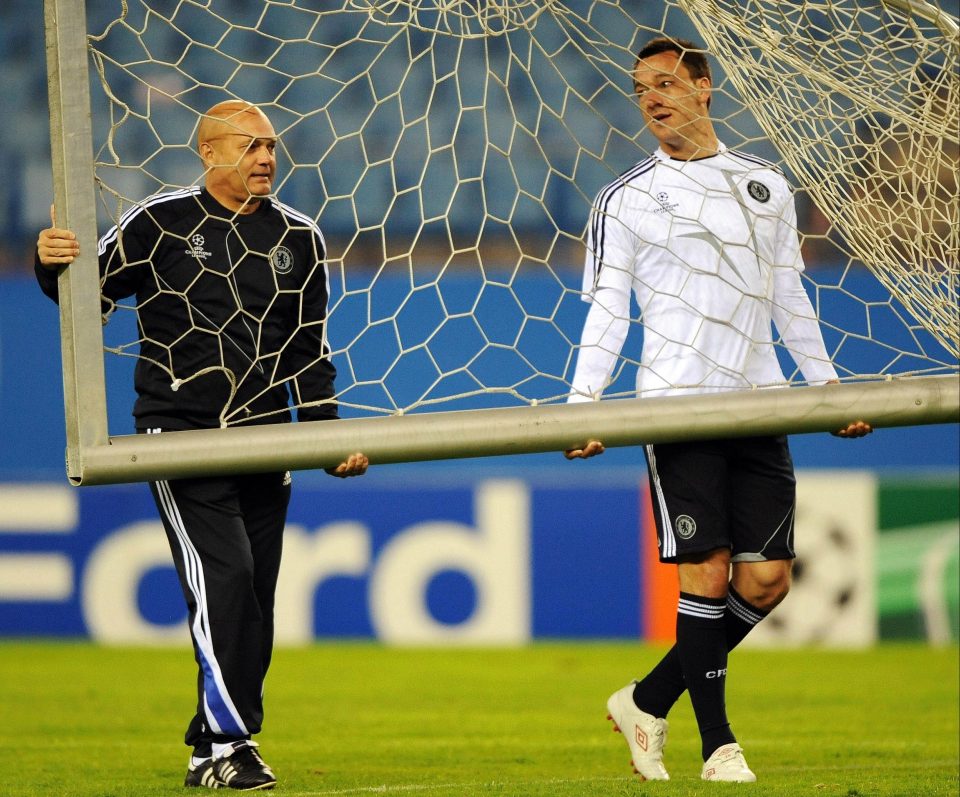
36, 188, 338, 430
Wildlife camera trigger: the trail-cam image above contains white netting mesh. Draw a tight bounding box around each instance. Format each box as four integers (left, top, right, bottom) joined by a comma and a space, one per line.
682, 0, 959, 358
83, 0, 958, 426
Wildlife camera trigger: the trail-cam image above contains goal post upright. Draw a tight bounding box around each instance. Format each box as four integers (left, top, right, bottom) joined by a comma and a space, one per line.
44, 0, 109, 480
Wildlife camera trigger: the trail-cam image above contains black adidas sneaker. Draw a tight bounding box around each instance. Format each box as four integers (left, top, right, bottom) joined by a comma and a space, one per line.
184, 757, 223, 789
212, 741, 277, 791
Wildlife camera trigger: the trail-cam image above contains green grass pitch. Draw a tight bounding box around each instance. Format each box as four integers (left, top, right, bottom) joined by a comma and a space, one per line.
1, 642, 956, 796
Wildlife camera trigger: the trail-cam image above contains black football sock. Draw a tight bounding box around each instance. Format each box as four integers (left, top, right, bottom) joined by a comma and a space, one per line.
632, 585, 768, 719
675, 592, 737, 760
631, 648, 686, 719
724, 584, 768, 646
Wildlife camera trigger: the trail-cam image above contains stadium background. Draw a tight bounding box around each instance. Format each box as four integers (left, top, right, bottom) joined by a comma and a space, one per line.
1, 2, 957, 646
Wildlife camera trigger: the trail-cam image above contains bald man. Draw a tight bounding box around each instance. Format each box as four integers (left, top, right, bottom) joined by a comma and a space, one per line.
197, 100, 278, 213
37, 101, 367, 791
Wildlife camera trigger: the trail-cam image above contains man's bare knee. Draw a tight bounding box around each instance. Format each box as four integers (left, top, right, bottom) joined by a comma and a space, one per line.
731, 560, 792, 611
678, 548, 732, 599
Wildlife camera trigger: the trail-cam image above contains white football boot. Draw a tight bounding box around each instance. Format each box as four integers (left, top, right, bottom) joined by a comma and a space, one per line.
605, 682, 670, 781
701, 742, 757, 782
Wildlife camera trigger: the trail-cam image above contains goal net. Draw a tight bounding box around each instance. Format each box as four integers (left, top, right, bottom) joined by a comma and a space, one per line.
45, 0, 959, 483
682, 0, 959, 360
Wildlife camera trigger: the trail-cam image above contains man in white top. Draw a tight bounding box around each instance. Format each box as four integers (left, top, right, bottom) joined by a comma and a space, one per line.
565, 37, 872, 783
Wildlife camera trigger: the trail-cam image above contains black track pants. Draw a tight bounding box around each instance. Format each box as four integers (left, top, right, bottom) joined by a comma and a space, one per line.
149, 469, 291, 753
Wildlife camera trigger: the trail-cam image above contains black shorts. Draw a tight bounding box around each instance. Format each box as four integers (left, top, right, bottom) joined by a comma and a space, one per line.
644, 435, 797, 564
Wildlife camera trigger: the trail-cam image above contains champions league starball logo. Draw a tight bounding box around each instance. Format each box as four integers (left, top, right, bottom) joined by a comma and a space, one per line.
653, 191, 679, 214
185, 233, 212, 260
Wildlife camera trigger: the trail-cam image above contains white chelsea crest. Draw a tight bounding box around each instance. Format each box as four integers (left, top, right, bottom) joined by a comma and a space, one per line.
674, 514, 697, 540
270, 245, 294, 274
